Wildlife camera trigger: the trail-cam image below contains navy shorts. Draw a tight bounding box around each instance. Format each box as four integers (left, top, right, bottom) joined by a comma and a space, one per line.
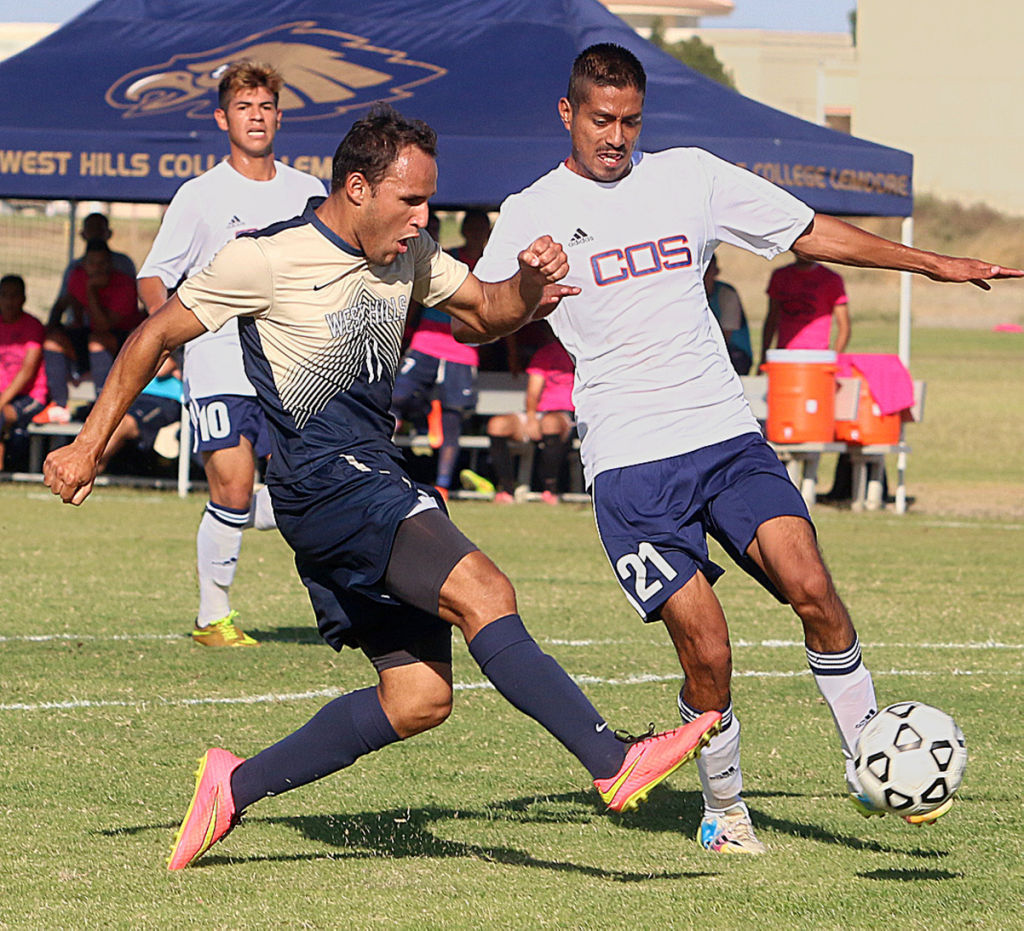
392, 349, 478, 415
7, 395, 45, 430
127, 394, 180, 451
592, 433, 811, 620
188, 394, 270, 457
272, 449, 473, 655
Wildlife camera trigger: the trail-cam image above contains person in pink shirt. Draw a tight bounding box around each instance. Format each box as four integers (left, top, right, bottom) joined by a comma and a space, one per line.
391, 210, 491, 499
758, 256, 850, 368
485, 327, 575, 504
38, 239, 144, 423
0, 275, 47, 467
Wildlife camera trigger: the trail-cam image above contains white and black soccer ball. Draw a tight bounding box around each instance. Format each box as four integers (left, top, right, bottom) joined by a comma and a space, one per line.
854, 701, 967, 816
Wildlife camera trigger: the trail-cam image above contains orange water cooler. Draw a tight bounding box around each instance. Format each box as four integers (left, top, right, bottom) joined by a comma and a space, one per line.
764, 349, 837, 443
833, 364, 902, 445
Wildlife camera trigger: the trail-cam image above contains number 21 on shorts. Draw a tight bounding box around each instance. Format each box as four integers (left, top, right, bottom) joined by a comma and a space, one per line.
615, 541, 678, 604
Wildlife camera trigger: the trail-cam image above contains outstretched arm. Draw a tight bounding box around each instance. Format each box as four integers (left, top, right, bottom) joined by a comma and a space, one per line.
446, 236, 580, 344
792, 214, 1023, 291
43, 295, 204, 505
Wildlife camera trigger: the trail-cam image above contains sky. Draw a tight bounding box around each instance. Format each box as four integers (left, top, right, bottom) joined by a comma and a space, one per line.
0, 0, 856, 33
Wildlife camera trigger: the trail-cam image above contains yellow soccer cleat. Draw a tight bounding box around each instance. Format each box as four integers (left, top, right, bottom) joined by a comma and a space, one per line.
191, 611, 260, 647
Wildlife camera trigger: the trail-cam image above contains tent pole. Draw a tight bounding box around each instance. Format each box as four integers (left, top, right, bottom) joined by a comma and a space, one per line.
898, 215, 913, 367
66, 200, 78, 265
176, 401, 191, 498
895, 214, 914, 514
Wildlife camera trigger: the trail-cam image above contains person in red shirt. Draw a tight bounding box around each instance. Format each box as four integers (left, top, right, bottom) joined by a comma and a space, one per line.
0, 274, 47, 466
37, 239, 143, 422
758, 256, 850, 369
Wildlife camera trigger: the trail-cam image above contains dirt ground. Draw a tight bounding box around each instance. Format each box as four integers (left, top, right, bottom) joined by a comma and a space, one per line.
819, 481, 1024, 520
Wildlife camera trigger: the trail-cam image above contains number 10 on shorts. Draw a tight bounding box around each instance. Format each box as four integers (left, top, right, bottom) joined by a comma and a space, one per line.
616, 541, 678, 604
189, 399, 232, 451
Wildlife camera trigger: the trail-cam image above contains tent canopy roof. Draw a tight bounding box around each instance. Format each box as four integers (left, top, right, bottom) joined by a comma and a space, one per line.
0, 0, 912, 215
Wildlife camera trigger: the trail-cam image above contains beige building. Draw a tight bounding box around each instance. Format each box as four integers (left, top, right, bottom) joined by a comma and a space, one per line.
678, 29, 857, 132
855, 0, 1024, 213
603, 0, 733, 29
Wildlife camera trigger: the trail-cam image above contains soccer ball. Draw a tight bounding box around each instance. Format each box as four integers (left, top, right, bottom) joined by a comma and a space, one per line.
854, 702, 967, 816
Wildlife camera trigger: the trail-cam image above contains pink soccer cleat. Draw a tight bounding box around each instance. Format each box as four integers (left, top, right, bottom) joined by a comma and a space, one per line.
594, 711, 722, 812
167, 748, 244, 870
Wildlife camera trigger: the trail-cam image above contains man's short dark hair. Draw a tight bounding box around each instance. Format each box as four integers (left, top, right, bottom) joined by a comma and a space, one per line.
331, 103, 437, 193
567, 43, 646, 109
82, 212, 110, 231
0, 273, 25, 296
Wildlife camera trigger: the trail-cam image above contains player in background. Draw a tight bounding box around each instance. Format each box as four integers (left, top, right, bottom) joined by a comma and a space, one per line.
138, 61, 325, 648
43, 104, 722, 870
471, 43, 1021, 854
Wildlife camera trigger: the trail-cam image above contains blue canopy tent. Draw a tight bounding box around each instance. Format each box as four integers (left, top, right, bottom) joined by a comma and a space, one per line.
0, 0, 913, 217
0, 0, 920, 498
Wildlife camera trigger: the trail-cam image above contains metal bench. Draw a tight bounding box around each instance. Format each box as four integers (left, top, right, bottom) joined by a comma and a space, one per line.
741, 374, 925, 513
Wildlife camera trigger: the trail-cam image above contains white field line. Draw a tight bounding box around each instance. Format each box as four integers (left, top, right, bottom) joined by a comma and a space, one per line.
550, 638, 1024, 651
1, 667, 1021, 714
2, 632, 1021, 651
918, 520, 1024, 531
0, 632, 182, 643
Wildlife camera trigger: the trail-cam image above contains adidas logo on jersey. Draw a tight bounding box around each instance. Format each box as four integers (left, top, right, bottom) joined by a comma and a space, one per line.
567, 227, 594, 247
227, 215, 244, 227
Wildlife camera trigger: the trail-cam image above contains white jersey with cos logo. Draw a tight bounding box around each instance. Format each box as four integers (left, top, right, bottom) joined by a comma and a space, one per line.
474, 148, 814, 486
138, 160, 326, 400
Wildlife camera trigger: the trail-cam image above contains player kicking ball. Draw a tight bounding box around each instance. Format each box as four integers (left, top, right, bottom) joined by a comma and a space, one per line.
42, 105, 721, 870
472, 43, 1021, 854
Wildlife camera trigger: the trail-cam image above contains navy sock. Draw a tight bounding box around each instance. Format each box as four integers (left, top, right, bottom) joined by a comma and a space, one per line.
539, 433, 569, 492
467, 614, 626, 780
88, 349, 114, 392
488, 436, 517, 494
230, 687, 400, 811
43, 350, 70, 406
435, 409, 463, 490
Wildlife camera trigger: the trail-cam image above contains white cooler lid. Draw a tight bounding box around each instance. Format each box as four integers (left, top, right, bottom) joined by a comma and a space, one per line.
766, 349, 837, 364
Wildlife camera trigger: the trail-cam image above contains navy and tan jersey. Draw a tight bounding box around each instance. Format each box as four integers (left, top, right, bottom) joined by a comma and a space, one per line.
176, 199, 469, 484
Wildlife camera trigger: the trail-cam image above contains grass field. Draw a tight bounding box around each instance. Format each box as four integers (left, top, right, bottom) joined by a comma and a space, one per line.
1, 486, 1022, 930
1, 328, 1021, 928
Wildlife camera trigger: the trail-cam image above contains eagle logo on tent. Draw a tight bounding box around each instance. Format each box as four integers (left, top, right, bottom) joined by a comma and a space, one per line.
105, 22, 446, 120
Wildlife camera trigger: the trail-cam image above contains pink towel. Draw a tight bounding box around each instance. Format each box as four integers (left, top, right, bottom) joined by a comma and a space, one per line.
836, 353, 913, 415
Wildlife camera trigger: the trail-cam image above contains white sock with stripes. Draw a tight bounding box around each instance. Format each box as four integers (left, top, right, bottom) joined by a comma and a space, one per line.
196, 502, 249, 626
679, 696, 743, 813
806, 636, 878, 793
243, 486, 276, 532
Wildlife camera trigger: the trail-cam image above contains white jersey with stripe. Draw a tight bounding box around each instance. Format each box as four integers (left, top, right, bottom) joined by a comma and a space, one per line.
138, 160, 326, 400
176, 199, 469, 485
474, 148, 814, 486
